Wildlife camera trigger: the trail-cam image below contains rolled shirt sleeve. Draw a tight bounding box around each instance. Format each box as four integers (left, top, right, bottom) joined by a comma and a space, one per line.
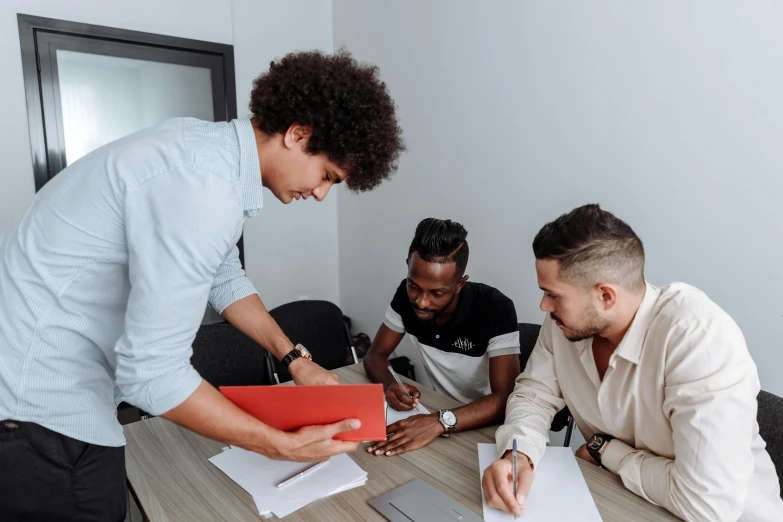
495, 316, 565, 466
208, 245, 258, 314
114, 168, 243, 416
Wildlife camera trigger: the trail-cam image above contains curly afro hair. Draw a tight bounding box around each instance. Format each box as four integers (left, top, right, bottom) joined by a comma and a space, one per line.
250, 49, 405, 192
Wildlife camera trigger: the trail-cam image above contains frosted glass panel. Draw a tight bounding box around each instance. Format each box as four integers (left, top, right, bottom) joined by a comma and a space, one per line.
57, 50, 214, 165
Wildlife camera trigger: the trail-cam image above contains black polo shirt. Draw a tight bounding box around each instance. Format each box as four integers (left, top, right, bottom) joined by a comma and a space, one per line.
383, 280, 520, 403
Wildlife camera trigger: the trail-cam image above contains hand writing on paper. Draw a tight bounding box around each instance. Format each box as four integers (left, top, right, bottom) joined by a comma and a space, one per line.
482, 452, 535, 517
366, 414, 443, 456
385, 383, 421, 411
268, 419, 361, 462
289, 358, 339, 385
575, 444, 598, 466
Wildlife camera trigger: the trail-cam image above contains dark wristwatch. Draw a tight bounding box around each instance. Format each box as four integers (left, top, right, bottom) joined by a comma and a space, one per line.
281, 344, 312, 370
586, 433, 615, 466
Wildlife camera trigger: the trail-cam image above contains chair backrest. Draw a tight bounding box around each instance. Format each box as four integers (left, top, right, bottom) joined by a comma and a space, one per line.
758, 390, 783, 496
518, 322, 541, 372
191, 321, 270, 387
268, 300, 351, 382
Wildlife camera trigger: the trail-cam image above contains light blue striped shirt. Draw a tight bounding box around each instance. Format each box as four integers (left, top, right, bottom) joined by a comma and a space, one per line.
0, 118, 263, 446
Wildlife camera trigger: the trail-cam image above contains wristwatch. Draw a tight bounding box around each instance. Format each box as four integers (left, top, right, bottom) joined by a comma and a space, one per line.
586, 433, 615, 466
438, 409, 457, 432
281, 343, 313, 370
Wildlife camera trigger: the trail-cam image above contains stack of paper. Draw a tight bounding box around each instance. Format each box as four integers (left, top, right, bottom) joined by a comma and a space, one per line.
210, 446, 367, 518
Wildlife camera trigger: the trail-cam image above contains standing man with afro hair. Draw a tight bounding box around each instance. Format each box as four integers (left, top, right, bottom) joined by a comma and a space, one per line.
0, 50, 404, 521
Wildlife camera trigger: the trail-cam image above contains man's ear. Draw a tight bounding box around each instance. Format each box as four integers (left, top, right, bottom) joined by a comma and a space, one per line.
283, 124, 313, 150
456, 274, 469, 293
595, 283, 619, 311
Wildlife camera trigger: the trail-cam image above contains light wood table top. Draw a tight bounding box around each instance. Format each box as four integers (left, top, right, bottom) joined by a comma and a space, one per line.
125, 364, 680, 521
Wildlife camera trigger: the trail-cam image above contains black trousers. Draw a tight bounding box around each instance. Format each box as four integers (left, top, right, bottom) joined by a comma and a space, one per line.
0, 420, 126, 522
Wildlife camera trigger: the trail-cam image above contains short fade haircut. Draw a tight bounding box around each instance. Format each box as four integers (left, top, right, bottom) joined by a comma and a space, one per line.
250, 49, 405, 192
408, 218, 469, 276
533, 204, 645, 291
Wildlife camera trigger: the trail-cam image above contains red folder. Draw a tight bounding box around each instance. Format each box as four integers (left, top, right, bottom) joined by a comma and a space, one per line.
220, 383, 386, 441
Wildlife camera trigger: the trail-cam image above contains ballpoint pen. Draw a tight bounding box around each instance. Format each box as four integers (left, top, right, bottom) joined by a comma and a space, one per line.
275, 461, 328, 488
513, 439, 518, 519
387, 365, 421, 412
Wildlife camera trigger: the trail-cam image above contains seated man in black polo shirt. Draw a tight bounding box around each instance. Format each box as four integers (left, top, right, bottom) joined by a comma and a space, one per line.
364, 218, 521, 456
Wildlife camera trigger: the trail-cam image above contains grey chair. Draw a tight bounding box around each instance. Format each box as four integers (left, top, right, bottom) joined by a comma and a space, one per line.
267, 300, 358, 383
518, 322, 576, 447
758, 390, 783, 497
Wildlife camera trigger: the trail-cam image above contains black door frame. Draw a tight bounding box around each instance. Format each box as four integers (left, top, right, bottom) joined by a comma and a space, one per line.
17, 14, 244, 264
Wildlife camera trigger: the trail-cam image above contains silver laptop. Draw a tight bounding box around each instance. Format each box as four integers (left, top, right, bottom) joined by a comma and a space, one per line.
369, 479, 484, 522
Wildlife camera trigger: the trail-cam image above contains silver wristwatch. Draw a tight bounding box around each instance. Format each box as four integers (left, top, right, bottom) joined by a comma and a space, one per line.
438, 409, 457, 432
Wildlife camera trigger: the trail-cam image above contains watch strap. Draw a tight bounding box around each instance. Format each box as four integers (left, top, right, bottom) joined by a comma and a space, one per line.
281, 348, 302, 370
587, 434, 615, 466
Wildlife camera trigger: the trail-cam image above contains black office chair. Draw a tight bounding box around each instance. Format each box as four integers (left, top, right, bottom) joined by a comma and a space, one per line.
518, 322, 576, 447
267, 300, 357, 383
190, 321, 272, 387
758, 390, 783, 497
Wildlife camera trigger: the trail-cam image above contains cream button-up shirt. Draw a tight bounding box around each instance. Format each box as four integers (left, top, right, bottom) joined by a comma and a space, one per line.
496, 282, 783, 522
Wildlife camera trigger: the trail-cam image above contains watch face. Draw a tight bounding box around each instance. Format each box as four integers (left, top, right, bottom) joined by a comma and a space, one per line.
443, 411, 457, 426
296, 344, 312, 358
588, 436, 603, 450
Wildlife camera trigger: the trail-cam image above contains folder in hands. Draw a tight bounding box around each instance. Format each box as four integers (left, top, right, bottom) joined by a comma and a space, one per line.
220, 384, 386, 441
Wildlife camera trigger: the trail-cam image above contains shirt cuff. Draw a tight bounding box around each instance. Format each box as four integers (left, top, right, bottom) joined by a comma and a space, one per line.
487, 331, 520, 353
138, 365, 203, 416
488, 347, 522, 358
495, 430, 543, 470
601, 438, 635, 474
209, 276, 258, 314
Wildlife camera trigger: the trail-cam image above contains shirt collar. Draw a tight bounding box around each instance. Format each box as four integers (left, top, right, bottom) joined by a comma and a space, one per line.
613, 282, 660, 364
232, 118, 264, 217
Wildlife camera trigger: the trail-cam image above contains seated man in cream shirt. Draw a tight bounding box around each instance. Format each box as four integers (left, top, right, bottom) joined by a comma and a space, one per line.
482, 204, 783, 522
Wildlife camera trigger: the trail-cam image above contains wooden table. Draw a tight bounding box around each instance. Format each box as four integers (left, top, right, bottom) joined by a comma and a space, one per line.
125, 364, 680, 521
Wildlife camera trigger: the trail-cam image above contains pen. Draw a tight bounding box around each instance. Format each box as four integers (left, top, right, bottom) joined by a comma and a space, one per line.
387, 365, 421, 413
275, 461, 328, 488
512, 439, 518, 519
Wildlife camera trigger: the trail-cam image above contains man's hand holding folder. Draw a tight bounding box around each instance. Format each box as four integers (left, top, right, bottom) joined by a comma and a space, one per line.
265, 419, 362, 462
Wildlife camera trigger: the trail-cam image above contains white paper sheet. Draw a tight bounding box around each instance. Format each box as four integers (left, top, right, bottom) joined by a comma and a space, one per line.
210, 447, 367, 518
477, 444, 602, 522
385, 399, 431, 425
252, 477, 367, 517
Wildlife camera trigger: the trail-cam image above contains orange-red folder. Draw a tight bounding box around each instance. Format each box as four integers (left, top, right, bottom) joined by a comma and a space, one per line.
220, 384, 386, 441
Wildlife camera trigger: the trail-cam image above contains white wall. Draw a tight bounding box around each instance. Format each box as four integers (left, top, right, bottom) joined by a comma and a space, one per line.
232, 0, 339, 309
0, 0, 338, 310
334, 1, 783, 399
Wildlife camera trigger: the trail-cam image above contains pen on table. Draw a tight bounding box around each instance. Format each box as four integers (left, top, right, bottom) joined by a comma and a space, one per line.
275, 461, 328, 488
387, 365, 421, 412
512, 439, 518, 519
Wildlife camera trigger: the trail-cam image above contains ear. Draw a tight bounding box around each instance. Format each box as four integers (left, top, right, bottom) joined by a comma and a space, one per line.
456, 274, 469, 293
595, 283, 618, 311
283, 124, 313, 150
